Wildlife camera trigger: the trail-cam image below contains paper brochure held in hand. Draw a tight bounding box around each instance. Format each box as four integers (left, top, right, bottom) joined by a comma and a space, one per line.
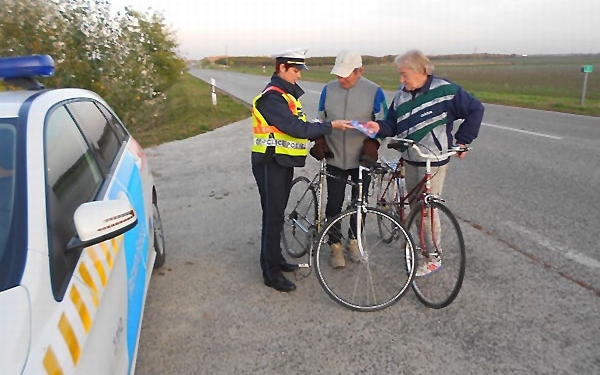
350, 120, 377, 138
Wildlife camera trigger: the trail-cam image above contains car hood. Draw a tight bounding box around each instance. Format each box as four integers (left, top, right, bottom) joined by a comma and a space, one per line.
0, 285, 31, 375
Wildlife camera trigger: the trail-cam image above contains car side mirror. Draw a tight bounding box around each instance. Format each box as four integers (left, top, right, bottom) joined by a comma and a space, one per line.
67, 196, 137, 252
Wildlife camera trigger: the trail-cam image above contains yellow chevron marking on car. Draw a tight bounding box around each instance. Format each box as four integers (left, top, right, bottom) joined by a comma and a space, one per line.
41, 234, 125, 374
58, 313, 81, 364
100, 241, 113, 268
88, 247, 108, 287
70, 285, 92, 333
78, 263, 100, 307
43, 347, 63, 375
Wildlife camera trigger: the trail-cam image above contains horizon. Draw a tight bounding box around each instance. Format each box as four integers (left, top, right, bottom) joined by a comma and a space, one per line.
191, 52, 600, 62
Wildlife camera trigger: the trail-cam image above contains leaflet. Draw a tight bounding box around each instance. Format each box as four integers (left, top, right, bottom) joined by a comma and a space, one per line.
350, 120, 377, 138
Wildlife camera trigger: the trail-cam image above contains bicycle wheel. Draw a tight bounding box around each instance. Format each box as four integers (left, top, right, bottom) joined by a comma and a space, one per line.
281, 176, 317, 258
405, 200, 465, 309
314, 207, 415, 312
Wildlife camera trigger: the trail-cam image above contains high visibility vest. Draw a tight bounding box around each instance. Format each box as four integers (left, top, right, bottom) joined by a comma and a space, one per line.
251, 86, 308, 157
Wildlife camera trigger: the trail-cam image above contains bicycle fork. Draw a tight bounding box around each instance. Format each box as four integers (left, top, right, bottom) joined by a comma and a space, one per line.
418, 195, 443, 257
355, 165, 369, 261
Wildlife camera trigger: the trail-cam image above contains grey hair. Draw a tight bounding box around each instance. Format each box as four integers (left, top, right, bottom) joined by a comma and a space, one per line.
394, 49, 435, 75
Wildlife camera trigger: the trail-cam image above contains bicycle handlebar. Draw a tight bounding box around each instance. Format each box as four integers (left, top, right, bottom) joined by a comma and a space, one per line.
386, 138, 471, 161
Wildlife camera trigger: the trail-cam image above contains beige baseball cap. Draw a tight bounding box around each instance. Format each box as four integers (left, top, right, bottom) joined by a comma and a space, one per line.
330, 50, 362, 77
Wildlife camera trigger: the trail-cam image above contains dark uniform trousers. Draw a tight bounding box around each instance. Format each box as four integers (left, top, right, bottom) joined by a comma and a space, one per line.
252, 158, 293, 281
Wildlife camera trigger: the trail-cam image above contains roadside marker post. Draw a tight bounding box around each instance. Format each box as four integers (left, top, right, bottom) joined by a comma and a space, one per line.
211, 78, 217, 106
580, 65, 593, 106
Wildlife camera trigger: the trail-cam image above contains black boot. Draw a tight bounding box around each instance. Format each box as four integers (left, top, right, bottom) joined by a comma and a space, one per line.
264, 273, 296, 292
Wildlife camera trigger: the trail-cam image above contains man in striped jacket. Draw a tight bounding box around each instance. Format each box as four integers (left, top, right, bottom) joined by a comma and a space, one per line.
367, 49, 484, 277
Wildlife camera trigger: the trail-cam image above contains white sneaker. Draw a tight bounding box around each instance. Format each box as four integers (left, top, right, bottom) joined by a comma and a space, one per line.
415, 255, 442, 277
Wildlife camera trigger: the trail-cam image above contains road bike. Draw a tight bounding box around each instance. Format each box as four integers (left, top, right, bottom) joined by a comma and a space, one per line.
373, 138, 468, 309
281, 159, 416, 312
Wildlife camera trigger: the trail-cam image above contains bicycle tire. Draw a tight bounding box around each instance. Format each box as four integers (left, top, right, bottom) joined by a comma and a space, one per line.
405, 200, 465, 309
281, 176, 317, 258
314, 207, 415, 312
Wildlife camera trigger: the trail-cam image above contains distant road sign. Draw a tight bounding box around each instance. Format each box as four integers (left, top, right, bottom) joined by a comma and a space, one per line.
581, 65, 593, 73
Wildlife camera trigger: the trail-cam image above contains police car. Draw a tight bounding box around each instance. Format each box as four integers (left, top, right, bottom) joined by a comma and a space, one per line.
0, 55, 166, 375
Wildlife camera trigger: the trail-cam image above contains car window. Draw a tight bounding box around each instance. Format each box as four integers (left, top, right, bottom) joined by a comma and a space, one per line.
66, 100, 122, 174
0, 124, 15, 273
96, 102, 129, 142
45, 105, 104, 299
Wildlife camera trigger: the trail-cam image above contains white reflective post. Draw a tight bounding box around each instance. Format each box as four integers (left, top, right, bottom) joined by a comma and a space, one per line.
211, 78, 217, 106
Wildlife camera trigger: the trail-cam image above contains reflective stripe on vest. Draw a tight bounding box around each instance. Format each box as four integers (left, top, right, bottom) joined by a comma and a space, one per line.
251, 86, 308, 157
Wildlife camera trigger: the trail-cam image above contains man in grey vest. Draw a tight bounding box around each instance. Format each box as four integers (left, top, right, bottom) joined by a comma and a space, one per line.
316, 50, 388, 268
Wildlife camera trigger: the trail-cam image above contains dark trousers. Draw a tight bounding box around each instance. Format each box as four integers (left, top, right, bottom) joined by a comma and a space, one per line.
252, 159, 293, 280
325, 164, 370, 244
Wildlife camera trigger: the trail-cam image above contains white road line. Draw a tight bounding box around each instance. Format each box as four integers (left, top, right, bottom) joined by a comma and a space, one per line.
483, 122, 563, 140
504, 221, 600, 269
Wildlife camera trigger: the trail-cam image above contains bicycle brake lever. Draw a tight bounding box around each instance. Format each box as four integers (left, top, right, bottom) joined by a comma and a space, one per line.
451, 145, 471, 153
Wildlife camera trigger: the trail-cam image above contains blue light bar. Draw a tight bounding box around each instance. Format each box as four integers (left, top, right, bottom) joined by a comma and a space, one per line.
0, 54, 55, 80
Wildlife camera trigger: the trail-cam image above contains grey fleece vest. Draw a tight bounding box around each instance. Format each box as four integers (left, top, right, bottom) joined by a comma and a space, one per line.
322, 77, 379, 170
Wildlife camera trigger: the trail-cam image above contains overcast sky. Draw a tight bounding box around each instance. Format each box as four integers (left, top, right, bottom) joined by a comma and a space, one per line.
111, 0, 600, 59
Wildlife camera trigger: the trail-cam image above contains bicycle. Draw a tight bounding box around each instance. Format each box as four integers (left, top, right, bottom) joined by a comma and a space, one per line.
281, 158, 416, 312
373, 138, 468, 309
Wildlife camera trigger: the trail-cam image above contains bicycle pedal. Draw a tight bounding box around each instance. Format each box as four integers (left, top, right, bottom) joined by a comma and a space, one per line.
297, 263, 310, 268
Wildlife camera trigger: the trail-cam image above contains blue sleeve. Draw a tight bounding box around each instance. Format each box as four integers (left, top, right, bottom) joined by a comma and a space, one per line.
372, 87, 388, 120
375, 99, 398, 138
318, 86, 327, 121
450, 87, 484, 144
318, 86, 327, 113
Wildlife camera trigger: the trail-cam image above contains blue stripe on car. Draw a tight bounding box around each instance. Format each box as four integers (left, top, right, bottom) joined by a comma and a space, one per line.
108, 148, 148, 372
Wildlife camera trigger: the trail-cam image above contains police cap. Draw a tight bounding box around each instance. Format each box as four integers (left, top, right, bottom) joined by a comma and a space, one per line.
272, 48, 309, 70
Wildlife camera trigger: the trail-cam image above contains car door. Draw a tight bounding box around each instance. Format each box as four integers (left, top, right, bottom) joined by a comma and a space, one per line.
36, 98, 148, 375
35, 102, 125, 375
67, 99, 151, 375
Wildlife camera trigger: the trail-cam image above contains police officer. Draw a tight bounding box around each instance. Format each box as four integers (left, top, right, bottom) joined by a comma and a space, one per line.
252, 49, 352, 292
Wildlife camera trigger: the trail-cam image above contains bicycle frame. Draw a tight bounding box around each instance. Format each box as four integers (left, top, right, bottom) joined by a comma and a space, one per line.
377, 139, 467, 255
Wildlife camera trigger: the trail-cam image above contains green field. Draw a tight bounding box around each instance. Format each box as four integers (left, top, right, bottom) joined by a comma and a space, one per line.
222, 54, 600, 117
132, 54, 599, 147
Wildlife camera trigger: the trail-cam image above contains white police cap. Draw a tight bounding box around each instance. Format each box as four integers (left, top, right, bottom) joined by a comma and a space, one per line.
272, 48, 309, 70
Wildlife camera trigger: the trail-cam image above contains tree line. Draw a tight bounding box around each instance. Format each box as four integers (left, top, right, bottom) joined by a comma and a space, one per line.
202, 53, 521, 68
0, 0, 186, 127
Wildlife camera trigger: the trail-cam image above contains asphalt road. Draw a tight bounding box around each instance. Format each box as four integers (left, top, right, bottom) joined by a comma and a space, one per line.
135, 69, 600, 375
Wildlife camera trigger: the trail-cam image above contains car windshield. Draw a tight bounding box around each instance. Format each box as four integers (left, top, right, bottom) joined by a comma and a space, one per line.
0, 122, 17, 291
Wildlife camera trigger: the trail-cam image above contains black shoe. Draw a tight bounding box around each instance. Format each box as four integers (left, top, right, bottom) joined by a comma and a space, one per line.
264, 273, 296, 292
280, 262, 299, 272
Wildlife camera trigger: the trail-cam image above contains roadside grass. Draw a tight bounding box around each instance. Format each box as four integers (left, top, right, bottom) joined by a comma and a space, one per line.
129, 72, 251, 147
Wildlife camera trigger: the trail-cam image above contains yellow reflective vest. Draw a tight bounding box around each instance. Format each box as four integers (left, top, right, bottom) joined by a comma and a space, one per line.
251, 86, 308, 157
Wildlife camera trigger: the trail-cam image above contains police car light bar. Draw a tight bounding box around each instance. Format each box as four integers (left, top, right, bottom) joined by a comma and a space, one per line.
0, 54, 54, 80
